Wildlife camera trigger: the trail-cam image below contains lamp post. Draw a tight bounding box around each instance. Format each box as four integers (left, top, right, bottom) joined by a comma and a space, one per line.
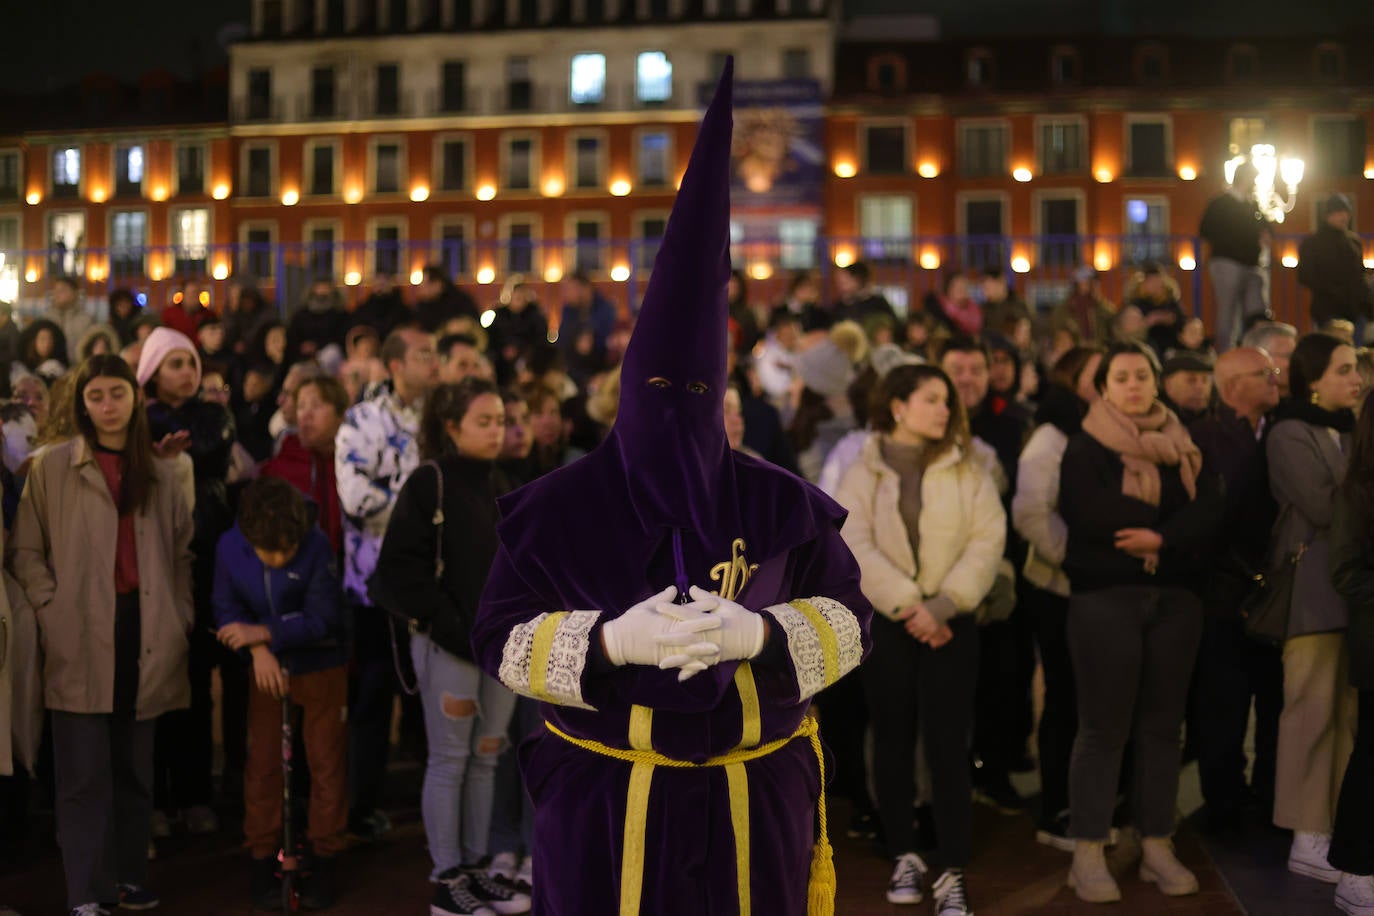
1224, 144, 1305, 223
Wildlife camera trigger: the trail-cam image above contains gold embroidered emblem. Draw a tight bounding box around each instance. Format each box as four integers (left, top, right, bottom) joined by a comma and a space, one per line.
710, 538, 760, 602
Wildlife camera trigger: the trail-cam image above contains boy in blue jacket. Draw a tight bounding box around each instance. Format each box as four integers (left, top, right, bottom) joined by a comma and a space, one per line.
214, 477, 349, 911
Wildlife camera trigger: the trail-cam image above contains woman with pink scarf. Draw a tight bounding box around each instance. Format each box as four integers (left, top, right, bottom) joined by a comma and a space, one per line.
1056, 341, 1223, 905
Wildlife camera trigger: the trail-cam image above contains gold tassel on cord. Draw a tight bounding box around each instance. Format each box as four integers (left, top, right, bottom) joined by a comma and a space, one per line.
806, 727, 835, 916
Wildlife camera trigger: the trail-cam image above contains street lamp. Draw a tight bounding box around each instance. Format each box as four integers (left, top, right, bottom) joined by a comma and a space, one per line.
1224, 144, 1304, 224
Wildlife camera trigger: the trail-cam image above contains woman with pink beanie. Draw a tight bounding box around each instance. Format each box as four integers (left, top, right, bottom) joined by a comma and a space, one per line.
137, 327, 243, 841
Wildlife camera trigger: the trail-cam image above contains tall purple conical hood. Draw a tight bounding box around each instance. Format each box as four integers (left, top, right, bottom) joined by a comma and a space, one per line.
610, 57, 736, 535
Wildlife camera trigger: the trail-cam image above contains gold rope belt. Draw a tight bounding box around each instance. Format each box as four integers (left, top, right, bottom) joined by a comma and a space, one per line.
545, 714, 835, 916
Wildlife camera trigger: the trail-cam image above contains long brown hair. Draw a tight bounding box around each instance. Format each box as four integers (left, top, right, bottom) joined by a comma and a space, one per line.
74, 355, 158, 514
871, 364, 971, 468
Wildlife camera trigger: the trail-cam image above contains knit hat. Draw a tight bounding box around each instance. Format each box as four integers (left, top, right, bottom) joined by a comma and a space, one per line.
869, 343, 924, 379
1160, 353, 1213, 379
794, 320, 868, 397
1325, 193, 1353, 216
136, 327, 202, 389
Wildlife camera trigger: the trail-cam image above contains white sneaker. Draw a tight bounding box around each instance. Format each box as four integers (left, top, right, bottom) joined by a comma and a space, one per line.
487, 852, 518, 881
184, 804, 219, 835
1337, 872, 1374, 915
149, 809, 172, 839
886, 852, 928, 905
932, 869, 973, 915
515, 856, 532, 889
1289, 832, 1341, 884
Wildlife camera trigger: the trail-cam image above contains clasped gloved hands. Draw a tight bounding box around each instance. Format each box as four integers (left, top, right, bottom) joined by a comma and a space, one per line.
601, 585, 769, 682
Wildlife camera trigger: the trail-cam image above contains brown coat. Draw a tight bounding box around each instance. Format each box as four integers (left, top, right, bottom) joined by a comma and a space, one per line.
11, 436, 194, 720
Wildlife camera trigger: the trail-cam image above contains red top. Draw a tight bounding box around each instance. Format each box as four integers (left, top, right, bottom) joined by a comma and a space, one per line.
94, 447, 140, 595
159, 303, 204, 339
261, 433, 343, 553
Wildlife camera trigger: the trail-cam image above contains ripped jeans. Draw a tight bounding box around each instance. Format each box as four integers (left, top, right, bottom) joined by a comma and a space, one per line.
411, 632, 518, 875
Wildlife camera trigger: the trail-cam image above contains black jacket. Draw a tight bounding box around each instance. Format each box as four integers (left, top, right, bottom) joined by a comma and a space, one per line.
286, 305, 349, 363
1200, 192, 1264, 266
1330, 498, 1374, 691
488, 302, 550, 365
348, 290, 414, 339
369, 456, 510, 662
1189, 405, 1276, 612
1059, 431, 1224, 593
416, 287, 479, 334
1298, 224, 1371, 324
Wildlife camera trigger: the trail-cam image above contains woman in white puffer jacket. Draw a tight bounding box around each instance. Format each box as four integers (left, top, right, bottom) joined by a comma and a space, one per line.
837, 363, 1004, 915
1010, 346, 1103, 851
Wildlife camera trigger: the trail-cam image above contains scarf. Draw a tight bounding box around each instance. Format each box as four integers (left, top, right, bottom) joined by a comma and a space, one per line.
1275, 398, 1356, 434
1081, 398, 1202, 506
941, 295, 983, 337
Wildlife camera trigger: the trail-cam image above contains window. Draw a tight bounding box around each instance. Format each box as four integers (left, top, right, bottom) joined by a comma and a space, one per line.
638, 131, 670, 186
1227, 45, 1257, 83
373, 222, 403, 276
452, 0, 472, 25
244, 145, 273, 197
114, 145, 144, 197
584, 0, 604, 21
436, 220, 470, 276
438, 138, 468, 192
859, 195, 912, 263
572, 217, 604, 272
646, 0, 668, 16
308, 142, 337, 196
782, 48, 811, 79
518, 0, 539, 21
173, 208, 209, 274
507, 56, 532, 111
375, 63, 400, 116
1316, 45, 1344, 82
0, 151, 18, 201
1037, 193, 1082, 268
959, 195, 1006, 270
1039, 119, 1085, 175
1124, 197, 1169, 265
573, 135, 602, 190
261, 0, 284, 35
325, 0, 345, 31
1135, 44, 1167, 84
247, 68, 273, 119
1126, 117, 1170, 177
1051, 47, 1078, 85
441, 61, 466, 112
504, 136, 534, 191
862, 124, 908, 174
310, 66, 336, 118
48, 212, 85, 276
1228, 117, 1267, 157
306, 223, 337, 278
636, 214, 667, 270
386, 0, 406, 29
958, 123, 1007, 178
243, 226, 275, 279
373, 142, 402, 193
779, 218, 818, 269
1313, 118, 1367, 178
636, 51, 672, 104
52, 147, 81, 198
571, 53, 606, 105
506, 218, 536, 274
966, 49, 994, 88
110, 210, 147, 276
868, 54, 905, 93
175, 145, 205, 195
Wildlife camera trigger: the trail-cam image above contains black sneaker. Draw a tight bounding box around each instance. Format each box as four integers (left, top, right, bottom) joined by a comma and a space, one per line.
972, 772, 1025, 816
250, 856, 280, 911
847, 808, 878, 840
115, 884, 159, 910
458, 863, 531, 915
932, 868, 973, 916
300, 855, 337, 910
886, 852, 928, 905
431, 873, 496, 916
1034, 812, 1075, 853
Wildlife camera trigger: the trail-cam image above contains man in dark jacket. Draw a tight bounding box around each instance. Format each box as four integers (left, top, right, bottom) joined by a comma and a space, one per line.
1299, 194, 1372, 343
833, 260, 899, 339
1186, 346, 1283, 832
1200, 162, 1269, 350
414, 265, 479, 333
348, 273, 413, 339
286, 280, 349, 364
1161, 354, 1215, 426
488, 278, 549, 383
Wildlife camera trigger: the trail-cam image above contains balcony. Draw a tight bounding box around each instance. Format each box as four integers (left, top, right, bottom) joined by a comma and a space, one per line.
231, 95, 286, 123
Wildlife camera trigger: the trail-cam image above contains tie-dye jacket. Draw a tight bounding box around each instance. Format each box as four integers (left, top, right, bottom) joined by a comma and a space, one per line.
334, 388, 422, 604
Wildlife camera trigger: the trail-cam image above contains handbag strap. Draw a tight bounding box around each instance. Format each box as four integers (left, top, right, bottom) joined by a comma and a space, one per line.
425, 460, 446, 580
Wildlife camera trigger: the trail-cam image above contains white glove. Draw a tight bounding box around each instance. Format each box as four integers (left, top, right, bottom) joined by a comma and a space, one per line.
677, 586, 767, 662
602, 586, 722, 673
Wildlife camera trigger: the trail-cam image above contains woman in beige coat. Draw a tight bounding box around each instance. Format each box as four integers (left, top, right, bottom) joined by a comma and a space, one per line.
11, 355, 193, 916
836, 363, 1005, 915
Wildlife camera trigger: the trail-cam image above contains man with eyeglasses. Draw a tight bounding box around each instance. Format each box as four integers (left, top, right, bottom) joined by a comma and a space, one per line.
334, 323, 439, 841
1185, 346, 1284, 835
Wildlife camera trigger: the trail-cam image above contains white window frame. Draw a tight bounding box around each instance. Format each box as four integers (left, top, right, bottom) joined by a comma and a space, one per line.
1122, 194, 1172, 265
635, 50, 673, 104
778, 217, 819, 270
1034, 114, 1088, 176
50, 144, 84, 197
368, 135, 408, 196
111, 142, 146, 198
956, 118, 1010, 178
858, 117, 913, 175
1123, 113, 1173, 176
240, 141, 278, 198
108, 207, 151, 276
433, 132, 473, 194
568, 129, 609, 191
500, 131, 540, 193
172, 142, 207, 196
304, 138, 342, 199
1031, 188, 1086, 266
856, 193, 915, 263
302, 217, 345, 281
498, 211, 542, 276
432, 214, 476, 278
47, 210, 86, 276
0, 148, 21, 201
634, 127, 674, 188
955, 190, 1010, 269
169, 205, 213, 272
366, 215, 410, 278
564, 210, 610, 276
